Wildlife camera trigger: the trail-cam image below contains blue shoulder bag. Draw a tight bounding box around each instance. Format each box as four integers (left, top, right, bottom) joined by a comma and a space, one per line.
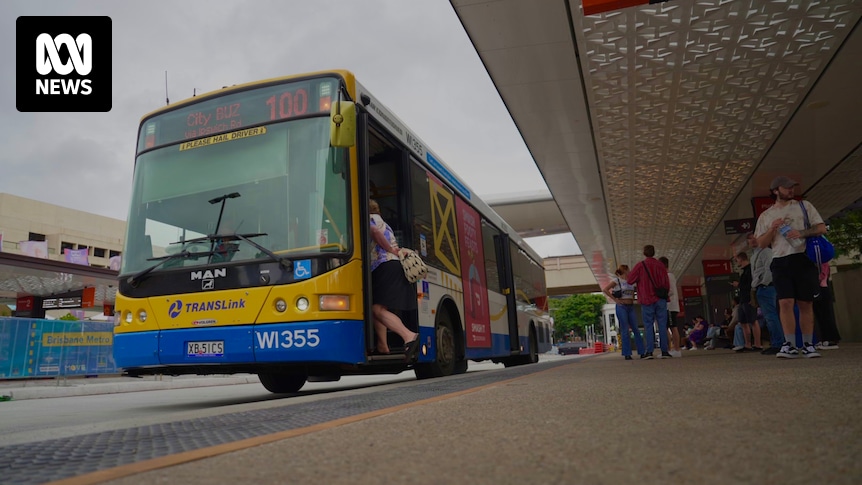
799, 201, 835, 265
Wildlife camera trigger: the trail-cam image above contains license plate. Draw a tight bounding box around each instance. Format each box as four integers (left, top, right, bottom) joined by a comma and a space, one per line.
187, 341, 224, 357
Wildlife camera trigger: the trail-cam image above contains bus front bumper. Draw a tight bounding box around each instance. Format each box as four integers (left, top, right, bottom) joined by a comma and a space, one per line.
113, 320, 366, 370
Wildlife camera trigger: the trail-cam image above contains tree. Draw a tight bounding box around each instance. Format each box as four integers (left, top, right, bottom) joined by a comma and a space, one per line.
827, 208, 862, 262
549, 293, 608, 340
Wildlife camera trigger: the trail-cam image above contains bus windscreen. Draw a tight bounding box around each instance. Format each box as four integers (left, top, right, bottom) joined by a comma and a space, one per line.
137, 76, 339, 152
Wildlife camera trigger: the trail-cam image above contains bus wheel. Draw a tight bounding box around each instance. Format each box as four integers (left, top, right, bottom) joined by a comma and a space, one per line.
527, 326, 539, 363
258, 372, 307, 393
415, 314, 463, 379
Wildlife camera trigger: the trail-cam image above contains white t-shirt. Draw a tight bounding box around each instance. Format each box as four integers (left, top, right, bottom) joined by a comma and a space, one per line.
755, 200, 824, 259
667, 272, 680, 312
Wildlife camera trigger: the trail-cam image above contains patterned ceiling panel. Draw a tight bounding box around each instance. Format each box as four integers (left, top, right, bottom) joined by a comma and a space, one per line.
574, 0, 859, 274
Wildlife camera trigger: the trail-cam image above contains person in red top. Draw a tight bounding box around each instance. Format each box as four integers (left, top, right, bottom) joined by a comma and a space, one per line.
627, 244, 671, 359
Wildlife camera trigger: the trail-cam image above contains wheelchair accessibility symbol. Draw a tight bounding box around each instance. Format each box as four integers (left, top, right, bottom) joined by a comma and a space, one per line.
293, 260, 311, 280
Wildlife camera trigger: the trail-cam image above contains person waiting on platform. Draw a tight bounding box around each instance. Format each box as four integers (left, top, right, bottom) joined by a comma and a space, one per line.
686, 315, 708, 349
602, 264, 644, 360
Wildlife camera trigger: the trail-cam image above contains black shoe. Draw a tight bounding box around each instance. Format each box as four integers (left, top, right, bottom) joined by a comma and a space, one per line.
625, 355, 633, 360
761, 347, 780, 355
640, 353, 654, 360
661, 351, 672, 358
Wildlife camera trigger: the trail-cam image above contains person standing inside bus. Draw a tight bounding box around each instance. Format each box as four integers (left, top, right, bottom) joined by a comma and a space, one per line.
602, 264, 644, 360
627, 245, 671, 359
369, 199, 420, 361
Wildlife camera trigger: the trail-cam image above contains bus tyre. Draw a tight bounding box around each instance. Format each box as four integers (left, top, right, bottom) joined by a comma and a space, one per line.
258, 372, 307, 393
527, 326, 539, 363
414, 314, 465, 379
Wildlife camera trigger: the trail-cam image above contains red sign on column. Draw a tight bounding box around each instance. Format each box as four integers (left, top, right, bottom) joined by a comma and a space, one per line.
82, 287, 96, 308
751, 197, 774, 221
16, 296, 34, 311
702, 260, 732, 276
681, 286, 702, 298
583, 0, 648, 15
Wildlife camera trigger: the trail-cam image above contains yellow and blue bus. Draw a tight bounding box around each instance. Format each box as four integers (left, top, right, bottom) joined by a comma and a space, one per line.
113, 70, 551, 393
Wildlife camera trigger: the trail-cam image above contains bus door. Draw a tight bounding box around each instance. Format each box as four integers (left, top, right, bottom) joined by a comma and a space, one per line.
365, 126, 417, 346
494, 234, 520, 352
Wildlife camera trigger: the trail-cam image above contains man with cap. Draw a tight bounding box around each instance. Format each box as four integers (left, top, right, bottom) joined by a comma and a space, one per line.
754, 176, 827, 358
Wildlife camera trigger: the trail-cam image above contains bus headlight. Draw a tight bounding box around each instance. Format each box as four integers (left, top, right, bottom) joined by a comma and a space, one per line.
113, 311, 121, 327
138, 310, 147, 323
319, 295, 349, 311
296, 297, 309, 312
125, 311, 133, 324
275, 299, 287, 312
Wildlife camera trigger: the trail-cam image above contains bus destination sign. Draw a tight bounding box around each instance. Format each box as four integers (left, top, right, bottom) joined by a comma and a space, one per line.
138, 76, 338, 152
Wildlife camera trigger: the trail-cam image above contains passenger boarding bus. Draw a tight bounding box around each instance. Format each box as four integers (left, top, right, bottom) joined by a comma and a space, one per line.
113, 70, 550, 393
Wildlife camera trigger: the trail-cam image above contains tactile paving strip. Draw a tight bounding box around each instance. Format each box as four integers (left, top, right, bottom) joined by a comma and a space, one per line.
0, 358, 580, 484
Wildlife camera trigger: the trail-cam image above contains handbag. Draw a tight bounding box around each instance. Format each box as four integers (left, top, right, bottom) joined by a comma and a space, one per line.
799, 201, 835, 265
611, 277, 623, 298
399, 248, 428, 283
643, 263, 669, 300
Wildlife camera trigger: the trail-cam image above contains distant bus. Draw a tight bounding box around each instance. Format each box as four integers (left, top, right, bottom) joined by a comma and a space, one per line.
112, 70, 550, 393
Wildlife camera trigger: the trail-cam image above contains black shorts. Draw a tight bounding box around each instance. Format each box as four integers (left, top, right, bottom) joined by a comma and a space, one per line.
735, 302, 756, 324
667, 311, 683, 331
770, 253, 820, 302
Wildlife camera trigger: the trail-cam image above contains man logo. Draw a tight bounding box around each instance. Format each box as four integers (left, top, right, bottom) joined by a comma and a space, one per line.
168, 300, 183, 319
16, 16, 112, 112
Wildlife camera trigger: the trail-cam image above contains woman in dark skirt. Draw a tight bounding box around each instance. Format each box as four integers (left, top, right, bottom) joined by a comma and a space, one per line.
369, 199, 419, 361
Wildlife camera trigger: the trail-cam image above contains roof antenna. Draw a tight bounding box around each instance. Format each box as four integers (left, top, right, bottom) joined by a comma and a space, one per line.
164, 71, 170, 105
193, 88, 197, 97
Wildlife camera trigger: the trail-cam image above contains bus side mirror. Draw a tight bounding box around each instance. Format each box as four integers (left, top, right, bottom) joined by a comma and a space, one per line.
330, 101, 356, 148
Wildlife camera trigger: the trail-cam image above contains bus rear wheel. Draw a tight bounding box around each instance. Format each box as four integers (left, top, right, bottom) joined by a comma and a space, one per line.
415, 314, 465, 379
258, 372, 307, 393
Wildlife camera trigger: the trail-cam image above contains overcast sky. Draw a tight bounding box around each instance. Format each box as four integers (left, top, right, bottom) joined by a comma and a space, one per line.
0, 0, 580, 257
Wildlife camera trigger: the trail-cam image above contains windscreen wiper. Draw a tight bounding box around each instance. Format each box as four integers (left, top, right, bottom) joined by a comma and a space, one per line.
126, 249, 211, 287
182, 232, 292, 270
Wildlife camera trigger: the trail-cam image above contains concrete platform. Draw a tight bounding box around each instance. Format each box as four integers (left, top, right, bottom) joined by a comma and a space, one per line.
2, 346, 860, 484
103, 344, 854, 485
8, 344, 852, 485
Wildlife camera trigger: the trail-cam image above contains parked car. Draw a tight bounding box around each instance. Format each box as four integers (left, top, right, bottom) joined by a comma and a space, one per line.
556, 342, 589, 355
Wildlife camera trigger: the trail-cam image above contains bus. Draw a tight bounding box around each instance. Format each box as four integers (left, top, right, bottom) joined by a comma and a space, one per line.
113, 70, 551, 393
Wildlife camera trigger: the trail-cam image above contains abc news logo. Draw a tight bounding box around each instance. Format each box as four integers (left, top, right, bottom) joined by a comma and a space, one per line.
17, 16, 112, 112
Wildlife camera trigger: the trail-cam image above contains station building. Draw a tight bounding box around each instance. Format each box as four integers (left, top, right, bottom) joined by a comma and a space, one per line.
0, 193, 124, 319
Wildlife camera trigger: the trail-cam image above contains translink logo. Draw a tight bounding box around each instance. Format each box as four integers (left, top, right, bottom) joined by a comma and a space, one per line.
168, 299, 246, 319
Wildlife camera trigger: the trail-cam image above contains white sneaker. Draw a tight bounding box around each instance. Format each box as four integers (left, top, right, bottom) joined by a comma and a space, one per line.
670, 350, 682, 358
801, 343, 822, 358
777, 342, 799, 359
732, 345, 745, 351
816, 341, 839, 350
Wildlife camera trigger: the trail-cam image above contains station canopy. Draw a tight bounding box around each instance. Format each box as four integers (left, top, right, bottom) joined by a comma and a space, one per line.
451, 0, 862, 288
